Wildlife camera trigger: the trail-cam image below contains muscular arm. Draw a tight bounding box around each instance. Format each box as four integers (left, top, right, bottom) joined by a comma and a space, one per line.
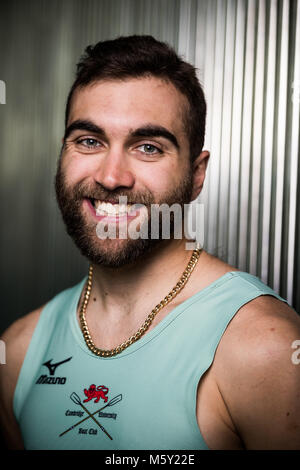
216, 296, 300, 449
0, 308, 43, 449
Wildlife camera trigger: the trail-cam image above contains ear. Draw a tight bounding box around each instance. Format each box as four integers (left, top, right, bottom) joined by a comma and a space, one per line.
190, 150, 210, 201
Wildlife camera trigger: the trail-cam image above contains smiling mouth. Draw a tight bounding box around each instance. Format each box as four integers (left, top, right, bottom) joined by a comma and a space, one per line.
89, 198, 139, 217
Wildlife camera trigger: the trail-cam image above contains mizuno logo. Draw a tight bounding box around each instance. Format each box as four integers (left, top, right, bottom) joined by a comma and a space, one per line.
43, 357, 72, 376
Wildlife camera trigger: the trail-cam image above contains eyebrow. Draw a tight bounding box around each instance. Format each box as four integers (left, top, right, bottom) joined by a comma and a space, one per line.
130, 125, 179, 149
63, 120, 105, 141
63, 119, 180, 149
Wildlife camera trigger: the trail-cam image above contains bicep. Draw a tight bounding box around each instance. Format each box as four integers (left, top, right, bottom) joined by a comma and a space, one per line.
0, 348, 25, 449
234, 353, 300, 449
217, 299, 300, 449
0, 310, 43, 450
0, 397, 24, 449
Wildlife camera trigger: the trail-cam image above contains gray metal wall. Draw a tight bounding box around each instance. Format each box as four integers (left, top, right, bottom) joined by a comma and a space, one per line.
0, 0, 299, 334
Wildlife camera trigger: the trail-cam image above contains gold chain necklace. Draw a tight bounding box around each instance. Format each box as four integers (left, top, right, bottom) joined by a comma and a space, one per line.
79, 248, 202, 357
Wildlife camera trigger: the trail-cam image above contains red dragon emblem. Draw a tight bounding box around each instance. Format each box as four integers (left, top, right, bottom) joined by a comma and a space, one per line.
83, 384, 109, 403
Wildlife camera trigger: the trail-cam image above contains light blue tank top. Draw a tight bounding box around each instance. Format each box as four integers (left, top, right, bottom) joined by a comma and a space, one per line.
13, 271, 287, 450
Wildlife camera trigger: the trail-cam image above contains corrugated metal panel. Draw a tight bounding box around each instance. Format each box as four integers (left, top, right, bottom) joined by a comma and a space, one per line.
180, 0, 299, 309
0, 0, 299, 334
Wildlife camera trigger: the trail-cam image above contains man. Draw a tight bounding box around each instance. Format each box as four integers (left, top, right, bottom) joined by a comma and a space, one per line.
1, 35, 300, 450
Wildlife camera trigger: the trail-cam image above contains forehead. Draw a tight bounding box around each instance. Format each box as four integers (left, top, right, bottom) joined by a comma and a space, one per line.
68, 77, 188, 140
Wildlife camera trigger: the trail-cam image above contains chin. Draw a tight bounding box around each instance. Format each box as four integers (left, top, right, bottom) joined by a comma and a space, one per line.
76, 235, 162, 268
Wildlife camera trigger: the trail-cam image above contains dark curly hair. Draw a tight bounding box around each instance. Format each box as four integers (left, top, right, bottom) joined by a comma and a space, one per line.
65, 35, 206, 161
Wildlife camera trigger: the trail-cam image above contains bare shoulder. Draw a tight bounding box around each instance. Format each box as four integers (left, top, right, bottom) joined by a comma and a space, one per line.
1, 306, 44, 348
199, 250, 239, 274
192, 250, 239, 292
217, 294, 300, 358
214, 293, 300, 449
195, 252, 300, 449
0, 305, 45, 449
1, 306, 45, 376
0, 305, 45, 395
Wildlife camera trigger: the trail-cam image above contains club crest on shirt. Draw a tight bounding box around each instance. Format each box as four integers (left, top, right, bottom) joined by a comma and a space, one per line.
83, 384, 109, 403
59, 387, 123, 440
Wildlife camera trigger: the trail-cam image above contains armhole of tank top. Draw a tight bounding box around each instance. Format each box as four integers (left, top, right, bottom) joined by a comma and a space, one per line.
13, 279, 87, 421
187, 273, 289, 439
13, 301, 54, 422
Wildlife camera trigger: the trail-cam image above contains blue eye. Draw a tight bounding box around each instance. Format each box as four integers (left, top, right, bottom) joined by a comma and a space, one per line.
77, 138, 100, 148
138, 144, 163, 154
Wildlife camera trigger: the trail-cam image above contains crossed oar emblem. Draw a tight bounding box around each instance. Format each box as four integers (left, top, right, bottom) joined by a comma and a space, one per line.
59, 392, 122, 439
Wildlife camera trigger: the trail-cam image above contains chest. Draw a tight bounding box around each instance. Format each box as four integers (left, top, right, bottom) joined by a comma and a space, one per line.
17, 345, 208, 450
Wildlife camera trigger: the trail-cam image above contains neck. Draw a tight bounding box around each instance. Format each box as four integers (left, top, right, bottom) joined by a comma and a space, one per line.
89, 238, 195, 319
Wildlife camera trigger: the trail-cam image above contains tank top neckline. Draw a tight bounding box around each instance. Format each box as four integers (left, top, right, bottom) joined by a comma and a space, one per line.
69, 270, 241, 360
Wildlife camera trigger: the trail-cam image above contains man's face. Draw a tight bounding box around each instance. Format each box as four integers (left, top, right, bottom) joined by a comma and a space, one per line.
55, 77, 195, 267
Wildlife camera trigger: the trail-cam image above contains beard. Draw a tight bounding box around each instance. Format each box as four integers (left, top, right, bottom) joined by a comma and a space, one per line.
55, 160, 193, 268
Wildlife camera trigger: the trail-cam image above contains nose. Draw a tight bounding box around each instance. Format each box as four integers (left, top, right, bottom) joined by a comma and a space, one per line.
93, 147, 135, 191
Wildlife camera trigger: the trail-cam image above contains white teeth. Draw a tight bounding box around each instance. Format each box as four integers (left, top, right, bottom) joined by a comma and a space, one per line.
105, 202, 116, 213
118, 204, 128, 213
94, 200, 133, 216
